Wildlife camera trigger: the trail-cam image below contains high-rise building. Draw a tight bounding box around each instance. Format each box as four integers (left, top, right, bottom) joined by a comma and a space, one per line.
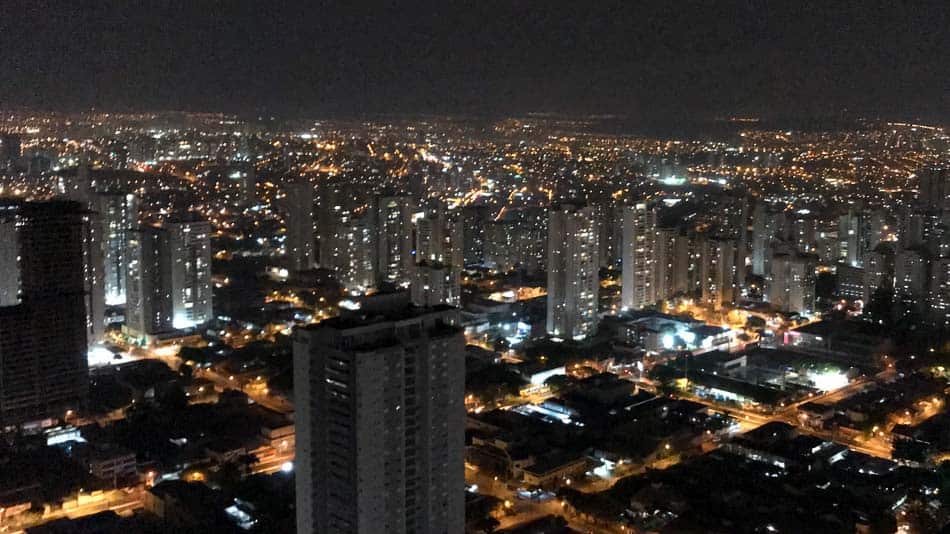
0, 133, 21, 168
125, 226, 172, 339
836, 263, 865, 302
285, 180, 315, 272
0, 201, 90, 428
894, 248, 928, 299
61, 163, 105, 345
337, 216, 376, 294
652, 226, 692, 302
97, 192, 138, 306
484, 207, 546, 275
917, 166, 950, 212
838, 209, 871, 268
863, 243, 895, 303
930, 257, 950, 330
594, 202, 624, 269
166, 218, 213, 329
124, 216, 212, 339
293, 292, 465, 534
415, 209, 447, 265
462, 205, 490, 266
547, 205, 599, 339
376, 196, 414, 286
790, 214, 818, 254
414, 203, 465, 271
767, 252, 817, 315
699, 236, 737, 310
751, 202, 784, 277
0, 207, 19, 306
411, 262, 460, 307
621, 203, 656, 310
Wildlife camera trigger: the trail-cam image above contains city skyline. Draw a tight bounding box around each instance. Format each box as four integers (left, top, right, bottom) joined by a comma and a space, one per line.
0, 3, 948, 532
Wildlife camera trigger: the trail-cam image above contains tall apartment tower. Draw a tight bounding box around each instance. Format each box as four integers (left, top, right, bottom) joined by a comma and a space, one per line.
547, 205, 600, 339
411, 262, 460, 307
838, 209, 870, 268
166, 218, 213, 329
125, 216, 212, 339
767, 251, 818, 315
293, 292, 465, 534
894, 248, 928, 299
375, 196, 415, 286
621, 203, 656, 310
917, 166, 950, 212
285, 180, 315, 272
751, 201, 784, 276
125, 226, 173, 339
699, 236, 737, 310
62, 163, 105, 345
0, 201, 90, 428
863, 243, 895, 303
930, 257, 950, 330
97, 192, 138, 306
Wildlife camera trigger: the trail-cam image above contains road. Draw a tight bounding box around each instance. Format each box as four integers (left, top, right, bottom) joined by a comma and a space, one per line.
635, 374, 894, 459
195, 367, 294, 414
466, 466, 623, 533
2, 487, 145, 533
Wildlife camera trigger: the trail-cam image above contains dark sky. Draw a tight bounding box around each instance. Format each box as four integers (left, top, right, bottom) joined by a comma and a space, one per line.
1, 1, 947, 122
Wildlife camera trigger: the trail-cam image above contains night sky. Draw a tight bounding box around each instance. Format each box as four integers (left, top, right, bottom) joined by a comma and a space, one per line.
1, 1, 947, 122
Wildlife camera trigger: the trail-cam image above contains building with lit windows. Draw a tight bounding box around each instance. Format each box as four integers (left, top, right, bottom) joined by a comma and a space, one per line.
411, 262, 460, 307
547, 204, 599, 339
621, 203, 656, 310
767, 251, 817, 315
293, 292, 464, 534
166, 218, 213, 329
699, 236, 737, 310
284, 180, 315, 272
96, 192, 138, 306
375, 195, 414, 286
0, 201, 89, 428
124, 216, 212, 340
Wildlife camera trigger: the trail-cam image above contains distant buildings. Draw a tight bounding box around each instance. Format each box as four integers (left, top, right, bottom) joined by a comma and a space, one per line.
547, 204, 600, 340
293, 292, 464, 534
0, 201, 90, 428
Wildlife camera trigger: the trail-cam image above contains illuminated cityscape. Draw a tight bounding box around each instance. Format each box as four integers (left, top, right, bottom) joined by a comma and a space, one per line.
0, 2, 948, 533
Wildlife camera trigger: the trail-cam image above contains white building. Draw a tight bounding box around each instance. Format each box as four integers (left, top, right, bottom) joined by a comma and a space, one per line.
547, 205, 600, 339
621, 203, 656, 310
96, 192, 138, 306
